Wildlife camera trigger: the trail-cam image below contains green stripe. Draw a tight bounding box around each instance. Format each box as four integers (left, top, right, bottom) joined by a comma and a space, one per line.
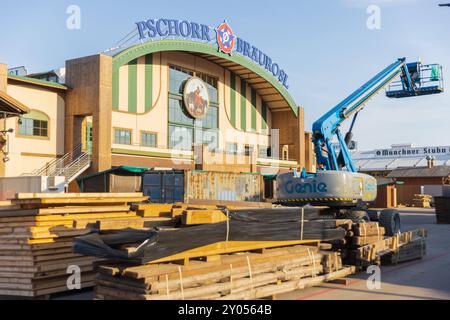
145, 54, 153, 112
251, 88, 257, 132
240, 79, 247, 131
128, 59, 138, 113
112, 69, 119, 110
230, 72, 236, 127
261, 102, 268, 131
112, 40, 298, 116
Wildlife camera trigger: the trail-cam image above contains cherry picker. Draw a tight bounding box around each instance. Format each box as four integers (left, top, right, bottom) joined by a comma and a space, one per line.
273, 58, 444, 235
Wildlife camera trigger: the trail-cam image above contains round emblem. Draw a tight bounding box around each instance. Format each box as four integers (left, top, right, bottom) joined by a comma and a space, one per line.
216, 21, 235, 54
183, 77, 210, 119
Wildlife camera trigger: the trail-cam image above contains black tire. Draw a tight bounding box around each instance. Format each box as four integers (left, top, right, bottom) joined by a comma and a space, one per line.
366, 210, 381, 222
379, 209, 401, 236
347, 210, 370, 222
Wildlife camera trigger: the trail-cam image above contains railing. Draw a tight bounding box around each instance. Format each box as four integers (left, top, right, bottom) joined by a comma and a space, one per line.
387, 64, 444, 93
22, 144, 84, 177
62, 153, 91, 184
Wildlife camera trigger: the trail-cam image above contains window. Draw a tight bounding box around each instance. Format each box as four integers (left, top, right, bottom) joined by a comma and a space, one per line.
169, 66, 194, 95
114, 129, 132, 145
244, 145, 253, 157
199, 74, 218, 104
226, 143, 238, 155
168, 65, 220, 152
169, 98, 195, 126
18, 111, 49, 138
169, 125, 193, 151
141, 132, 158, 148
195, 129, 219, 151
259, 146, 272, 159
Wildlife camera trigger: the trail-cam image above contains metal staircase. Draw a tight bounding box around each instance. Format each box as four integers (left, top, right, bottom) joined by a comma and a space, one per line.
22, 144, 92, 185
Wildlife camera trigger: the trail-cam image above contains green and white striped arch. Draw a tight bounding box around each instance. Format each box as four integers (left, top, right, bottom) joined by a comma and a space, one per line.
112, 54, 154, 113
227, 71, 271, 134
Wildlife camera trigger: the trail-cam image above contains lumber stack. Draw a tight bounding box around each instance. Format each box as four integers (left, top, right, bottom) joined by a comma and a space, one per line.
330, 222, 386, 266
351, 229, 427, 267
412, 194, 432, 208
0, 193, 154, 298
435, 197, 450, 224
74, 208, 348, 265
93, 245, 355, 300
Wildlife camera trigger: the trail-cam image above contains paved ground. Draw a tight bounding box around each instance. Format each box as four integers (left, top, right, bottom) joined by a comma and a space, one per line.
53, 208, 450, 301
279, 208, 450, 300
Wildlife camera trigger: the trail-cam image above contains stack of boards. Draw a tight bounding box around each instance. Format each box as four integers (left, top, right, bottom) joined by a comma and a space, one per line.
0, 193, 156, 298
94, 245, 355, 300
412, 194, 433, 208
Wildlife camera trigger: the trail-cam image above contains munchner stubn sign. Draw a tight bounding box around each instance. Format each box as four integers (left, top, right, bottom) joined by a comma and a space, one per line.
135, 18, 290, 89
374, 146, 450, 157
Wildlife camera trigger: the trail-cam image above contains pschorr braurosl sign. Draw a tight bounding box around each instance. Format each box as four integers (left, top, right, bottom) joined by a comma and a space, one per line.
135, 19, 290, 89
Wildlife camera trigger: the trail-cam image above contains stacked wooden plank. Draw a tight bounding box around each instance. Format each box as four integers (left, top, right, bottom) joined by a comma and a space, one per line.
93, 245, 355, 300
352, 229, 427, 267
73, 208, 348, 265
435, 197, 450, 224
412, 194, 432, 208
0, 193, 155, 298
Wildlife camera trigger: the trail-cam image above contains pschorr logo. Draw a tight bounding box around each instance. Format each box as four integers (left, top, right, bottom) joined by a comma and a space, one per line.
216, 21, 235, 54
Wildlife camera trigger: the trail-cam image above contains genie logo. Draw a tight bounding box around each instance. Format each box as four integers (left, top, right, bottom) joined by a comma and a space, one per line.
285, 180, 328, 195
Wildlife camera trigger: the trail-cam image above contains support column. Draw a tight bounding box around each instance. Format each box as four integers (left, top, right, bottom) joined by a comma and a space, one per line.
271, 106, 306, 168
65, 54, 112, 174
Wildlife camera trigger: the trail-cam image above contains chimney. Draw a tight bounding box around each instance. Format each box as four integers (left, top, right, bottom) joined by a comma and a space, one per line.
427, 156, 435, 169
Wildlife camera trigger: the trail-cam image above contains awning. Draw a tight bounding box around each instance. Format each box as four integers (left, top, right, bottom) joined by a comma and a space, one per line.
0, 91, 30, 117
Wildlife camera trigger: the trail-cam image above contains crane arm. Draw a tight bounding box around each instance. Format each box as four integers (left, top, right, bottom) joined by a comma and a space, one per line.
312, 58, 415, 172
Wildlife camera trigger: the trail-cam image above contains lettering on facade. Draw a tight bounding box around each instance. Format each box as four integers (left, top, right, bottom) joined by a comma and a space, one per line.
135, 18, 290, 89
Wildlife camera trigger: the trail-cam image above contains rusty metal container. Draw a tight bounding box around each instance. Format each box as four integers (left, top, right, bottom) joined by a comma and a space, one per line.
185, 170, 263, 202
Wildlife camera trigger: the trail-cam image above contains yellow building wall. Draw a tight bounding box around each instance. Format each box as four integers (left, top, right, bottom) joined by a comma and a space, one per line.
111, 52, 272, 156
3, 84, 65, 177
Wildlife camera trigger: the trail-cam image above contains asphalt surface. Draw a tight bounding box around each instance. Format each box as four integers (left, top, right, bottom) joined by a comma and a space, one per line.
51, 208, 450, 301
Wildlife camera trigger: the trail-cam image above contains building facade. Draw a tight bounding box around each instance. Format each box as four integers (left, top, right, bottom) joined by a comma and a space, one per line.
0, 19, 315, 188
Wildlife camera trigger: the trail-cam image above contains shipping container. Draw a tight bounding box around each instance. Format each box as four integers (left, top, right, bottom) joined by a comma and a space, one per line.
185, 170, 263, 203
141, 170, 263, 204
77, 166, 148, 193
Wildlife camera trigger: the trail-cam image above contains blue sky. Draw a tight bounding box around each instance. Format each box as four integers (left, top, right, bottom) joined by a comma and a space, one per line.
0, 0, 448, 150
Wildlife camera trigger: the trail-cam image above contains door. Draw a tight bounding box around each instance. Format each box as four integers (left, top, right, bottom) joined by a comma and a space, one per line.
142, 171, 185, 203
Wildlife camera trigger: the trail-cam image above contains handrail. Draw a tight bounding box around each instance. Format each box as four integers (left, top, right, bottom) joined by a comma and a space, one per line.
23, 144, 83, 177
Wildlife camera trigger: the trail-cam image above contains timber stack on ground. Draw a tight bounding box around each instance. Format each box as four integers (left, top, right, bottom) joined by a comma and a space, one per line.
329, 220, 428, 268
93, 245, 355, 300
0, 193, 159, 298
412, 194, 432, 208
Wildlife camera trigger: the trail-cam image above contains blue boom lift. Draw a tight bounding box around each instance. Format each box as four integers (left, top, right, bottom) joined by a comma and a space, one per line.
274, 58, 444, 235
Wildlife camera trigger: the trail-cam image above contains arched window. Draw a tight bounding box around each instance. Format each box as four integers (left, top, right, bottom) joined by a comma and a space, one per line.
18, 110, 49, 138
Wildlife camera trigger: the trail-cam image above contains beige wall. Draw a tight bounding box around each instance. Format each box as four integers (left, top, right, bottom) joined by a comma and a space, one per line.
3, 83, 65, 177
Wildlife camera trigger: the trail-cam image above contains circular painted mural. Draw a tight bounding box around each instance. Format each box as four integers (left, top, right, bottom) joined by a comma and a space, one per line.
183, 77, 210, 119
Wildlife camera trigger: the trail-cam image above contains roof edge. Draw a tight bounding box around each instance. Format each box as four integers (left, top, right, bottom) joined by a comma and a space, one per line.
8, 75, 68, 91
